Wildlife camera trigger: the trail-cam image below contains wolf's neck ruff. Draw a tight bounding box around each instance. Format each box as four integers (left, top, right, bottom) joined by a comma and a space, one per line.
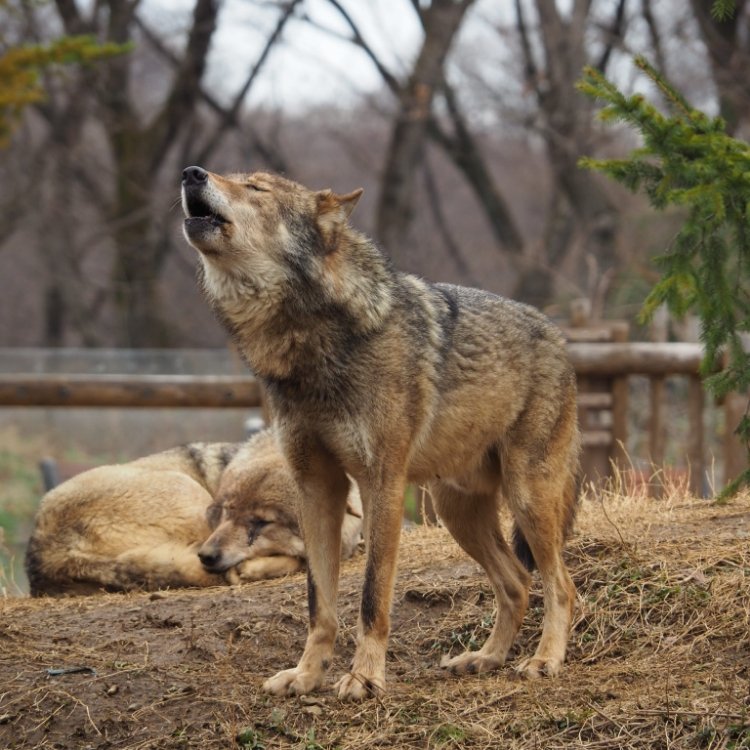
189, 187, 395, 382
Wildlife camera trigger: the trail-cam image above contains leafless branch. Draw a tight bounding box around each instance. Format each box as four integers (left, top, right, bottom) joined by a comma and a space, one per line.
641, 0, 668, 76
514, 0, 541, 97
595, 0, 628, 73
323, 0, 402, 96
195, 0, 303, 164
435, 82, 524, 253
135, 13, 288, 171
422, 155, 475, 283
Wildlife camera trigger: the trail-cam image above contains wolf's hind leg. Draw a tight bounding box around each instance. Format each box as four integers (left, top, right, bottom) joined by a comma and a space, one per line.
506, 470, 577, 678
432, 482, 531, 675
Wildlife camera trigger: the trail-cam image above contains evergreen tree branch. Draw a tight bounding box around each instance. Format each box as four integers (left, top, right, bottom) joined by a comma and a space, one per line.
578, 56, 750, 498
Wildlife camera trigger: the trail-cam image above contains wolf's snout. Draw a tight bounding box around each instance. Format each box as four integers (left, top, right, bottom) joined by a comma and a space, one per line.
183, 166, 208, 186
198, 547, 221, 570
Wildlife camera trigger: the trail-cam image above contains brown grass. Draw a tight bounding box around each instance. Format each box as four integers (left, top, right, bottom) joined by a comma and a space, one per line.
1, 484, 749, 749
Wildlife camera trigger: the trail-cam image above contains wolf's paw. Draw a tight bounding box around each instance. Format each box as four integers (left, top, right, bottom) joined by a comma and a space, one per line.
262, 667, 321, 696
440, 651, 504, 675
515, 655, 563, 679
335, 672, 385, 701
224, 568, 241, 586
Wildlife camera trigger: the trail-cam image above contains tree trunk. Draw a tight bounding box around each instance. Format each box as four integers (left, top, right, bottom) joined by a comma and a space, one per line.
512, 0, 621, 311
109, 149, 174, 346
111, 213, 173, 347
375, 0, 475, 255
689, 0, 750, 135
99, 0, 221, 345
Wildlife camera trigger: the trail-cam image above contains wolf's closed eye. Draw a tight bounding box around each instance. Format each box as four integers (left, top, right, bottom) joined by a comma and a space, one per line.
206, 503, 223, 529
248, 519, 271, 545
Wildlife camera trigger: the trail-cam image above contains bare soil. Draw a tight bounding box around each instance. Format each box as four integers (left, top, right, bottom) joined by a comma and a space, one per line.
1, 492, 749, 749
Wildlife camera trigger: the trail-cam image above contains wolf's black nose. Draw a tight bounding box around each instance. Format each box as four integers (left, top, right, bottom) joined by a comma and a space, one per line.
198, 549, 220, 569
183, 166, 208, 185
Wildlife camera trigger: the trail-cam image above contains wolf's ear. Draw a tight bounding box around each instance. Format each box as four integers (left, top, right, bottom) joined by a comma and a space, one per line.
338, 188, 364, 218
315, 188, 364, 251
316, 188, 363, 220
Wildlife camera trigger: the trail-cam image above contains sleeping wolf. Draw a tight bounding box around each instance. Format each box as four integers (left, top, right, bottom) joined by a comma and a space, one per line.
181, 166, 580, 700
26, 429, 362, 596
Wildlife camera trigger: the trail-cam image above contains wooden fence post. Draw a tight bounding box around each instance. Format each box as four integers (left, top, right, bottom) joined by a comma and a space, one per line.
610, 322, 630, 473
724, 390, 748, 487
565, 302, 629, 485
687, 375, 705, 496
649, 375, 666, 497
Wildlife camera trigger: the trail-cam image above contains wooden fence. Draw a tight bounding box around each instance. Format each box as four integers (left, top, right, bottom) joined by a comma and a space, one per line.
569, 342, 709, 495
0, 342, 745, 494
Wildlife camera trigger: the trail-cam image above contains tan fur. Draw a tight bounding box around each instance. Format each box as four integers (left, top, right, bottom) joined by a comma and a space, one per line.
25, 430, 362, 596
181, 166, 581, 699
197, 430, 362, 580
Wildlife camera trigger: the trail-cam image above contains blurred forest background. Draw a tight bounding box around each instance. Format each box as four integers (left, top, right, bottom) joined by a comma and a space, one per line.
2, 0, 749, 349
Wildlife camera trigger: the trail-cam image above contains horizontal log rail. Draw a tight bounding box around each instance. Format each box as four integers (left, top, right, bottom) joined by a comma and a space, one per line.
0, 341, 742, 494
0, 343, 709, 409
0, 374, 262, 408
567, 342, 706, 375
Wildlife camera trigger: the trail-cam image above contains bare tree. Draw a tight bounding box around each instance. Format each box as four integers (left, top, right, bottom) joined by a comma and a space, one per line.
374, 0, 476, 253
689, 0, 750, 135
31, 0, 299, 346
320, 0, 523, 270
511, 0, 627, 311
7, 0, 749, 348
322, 0, 629, 310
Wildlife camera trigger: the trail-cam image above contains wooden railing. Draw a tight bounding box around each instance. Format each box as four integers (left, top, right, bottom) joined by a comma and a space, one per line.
567, 342, 708, 495
0, 342, 744, 494
0, 374, 262, 408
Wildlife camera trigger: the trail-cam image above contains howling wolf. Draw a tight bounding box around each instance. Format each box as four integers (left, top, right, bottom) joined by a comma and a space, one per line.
181, 165, 580, 700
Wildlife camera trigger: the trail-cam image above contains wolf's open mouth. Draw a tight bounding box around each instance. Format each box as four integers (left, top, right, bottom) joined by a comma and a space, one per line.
185, 193, 229, 225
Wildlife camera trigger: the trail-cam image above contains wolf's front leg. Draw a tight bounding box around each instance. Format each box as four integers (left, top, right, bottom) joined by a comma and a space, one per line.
262, 466, 349, 697
335, 478, 405, 700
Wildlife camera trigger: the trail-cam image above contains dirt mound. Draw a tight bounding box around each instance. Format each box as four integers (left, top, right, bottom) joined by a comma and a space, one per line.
1, 493, 749, 749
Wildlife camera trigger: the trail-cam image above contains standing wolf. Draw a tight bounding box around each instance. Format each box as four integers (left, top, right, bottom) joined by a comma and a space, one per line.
181, 165, 580, 700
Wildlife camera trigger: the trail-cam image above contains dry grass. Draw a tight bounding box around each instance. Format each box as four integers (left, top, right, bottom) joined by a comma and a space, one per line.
1, 483, 749, 749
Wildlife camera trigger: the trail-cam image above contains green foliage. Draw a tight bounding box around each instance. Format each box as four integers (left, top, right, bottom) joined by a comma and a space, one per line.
577, 56, 750, 497
711, 0, 737, 20
236, 727, 266, 750
0, 4, 129, 146
0, 441, 42, 593
433, 724, 468, 745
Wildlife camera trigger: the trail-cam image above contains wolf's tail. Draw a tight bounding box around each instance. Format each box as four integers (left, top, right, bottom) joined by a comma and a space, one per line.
511, 524, 536, 572
511, 469, 581, 572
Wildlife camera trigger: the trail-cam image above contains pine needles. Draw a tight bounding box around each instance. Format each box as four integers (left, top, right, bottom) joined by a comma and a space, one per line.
578, 57, 750, 498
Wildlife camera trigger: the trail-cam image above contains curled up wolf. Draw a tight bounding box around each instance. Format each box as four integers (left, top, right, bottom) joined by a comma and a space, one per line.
181, 166, 581, 700
25, 429, 362, 596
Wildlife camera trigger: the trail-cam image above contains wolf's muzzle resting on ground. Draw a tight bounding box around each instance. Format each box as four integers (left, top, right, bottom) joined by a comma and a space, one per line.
181, 165, 581, 700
